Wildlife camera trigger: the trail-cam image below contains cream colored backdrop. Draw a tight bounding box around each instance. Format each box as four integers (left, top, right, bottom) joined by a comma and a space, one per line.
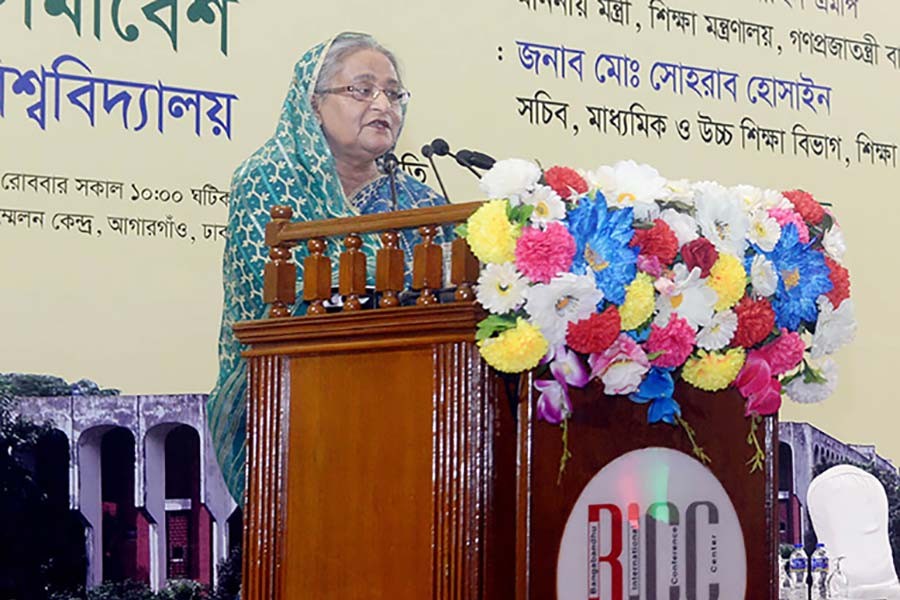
0, 0, 895, 455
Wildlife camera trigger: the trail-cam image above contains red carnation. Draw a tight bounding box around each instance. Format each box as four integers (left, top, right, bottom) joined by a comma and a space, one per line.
783, 189, 825, 225
544, 166, 588, 199
629, 219, 679, 266
733, 298, 776, 348
824, 256, 851, 307
566, 306, 621, 354
680, 238, 719, 277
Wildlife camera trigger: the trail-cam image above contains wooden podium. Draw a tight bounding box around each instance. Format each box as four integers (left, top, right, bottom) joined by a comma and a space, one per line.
234, 204, 778, 600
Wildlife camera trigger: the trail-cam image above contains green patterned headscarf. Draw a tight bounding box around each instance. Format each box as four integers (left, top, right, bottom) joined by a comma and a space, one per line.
208, 33, 445, 503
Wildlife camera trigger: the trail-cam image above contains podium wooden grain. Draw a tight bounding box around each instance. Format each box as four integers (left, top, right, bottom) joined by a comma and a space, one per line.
234, 303, 517, 600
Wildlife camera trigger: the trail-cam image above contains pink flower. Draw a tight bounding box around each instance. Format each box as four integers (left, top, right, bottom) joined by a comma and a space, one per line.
515, 222, 576, 283
768, 208, 810, 244
644, 315, 696, 369
735, 354, 782, 416
588, 334, 650, 395
654, 276, 677, 296
637, 254, 663, 277
750, 329, 805, 376
535, 378, 571, 424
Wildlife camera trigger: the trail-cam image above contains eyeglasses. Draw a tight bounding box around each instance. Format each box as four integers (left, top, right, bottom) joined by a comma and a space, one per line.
317, 84, 411, 106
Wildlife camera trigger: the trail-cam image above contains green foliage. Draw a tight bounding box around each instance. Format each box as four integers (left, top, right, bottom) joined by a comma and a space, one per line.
475, 314, 517, 342
157, 580, 206, 600
209, 547, 242, 600
0, 373, 120, 398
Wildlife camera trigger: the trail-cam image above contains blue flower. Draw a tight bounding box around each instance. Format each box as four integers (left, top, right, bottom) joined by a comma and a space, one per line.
567, 191, 638, 305
627, 324, 651, 344
750, 224, 832, 330
630, 367, 681, 425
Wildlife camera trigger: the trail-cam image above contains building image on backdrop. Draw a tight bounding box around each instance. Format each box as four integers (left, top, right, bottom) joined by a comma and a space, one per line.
778, 421, 898, 550
13, 392, 240, 591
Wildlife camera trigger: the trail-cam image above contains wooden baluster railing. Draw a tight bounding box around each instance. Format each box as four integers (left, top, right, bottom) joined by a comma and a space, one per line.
263, 202, 485, 318
376, 230, 404, 308
339, 233, 367, 311
451, 237, 480, 302
413, 225, 442, 306
263, 207, 297, 318
303, 238, 331, 316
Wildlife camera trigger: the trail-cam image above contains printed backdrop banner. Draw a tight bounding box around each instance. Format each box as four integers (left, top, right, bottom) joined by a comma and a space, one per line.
0, 0, 895, 457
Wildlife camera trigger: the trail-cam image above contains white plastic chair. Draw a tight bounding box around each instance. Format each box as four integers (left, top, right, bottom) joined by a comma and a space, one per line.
807, 464, 900, 600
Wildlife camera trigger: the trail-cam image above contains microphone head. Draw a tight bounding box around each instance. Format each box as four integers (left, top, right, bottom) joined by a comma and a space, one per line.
421, 144, 434, 158
383, 152, 399, 169
431, 138, 450, 156
468, 151, 496, 170
455, 150, 473, 166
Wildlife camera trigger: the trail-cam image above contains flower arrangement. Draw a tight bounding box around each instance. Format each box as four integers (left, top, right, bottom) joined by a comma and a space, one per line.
459, 159, 855, 470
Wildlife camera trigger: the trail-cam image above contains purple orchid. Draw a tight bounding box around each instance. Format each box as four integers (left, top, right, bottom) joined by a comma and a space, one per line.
535, 378, 572, 424
550, 347, 590, 388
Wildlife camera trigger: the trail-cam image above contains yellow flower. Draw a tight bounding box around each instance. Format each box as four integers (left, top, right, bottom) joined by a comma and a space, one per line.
619, 273, 655, 330
466, 200, 519, 264
682, 348, 746, 392
708, 253, 747, 311
478, 318, 549, 373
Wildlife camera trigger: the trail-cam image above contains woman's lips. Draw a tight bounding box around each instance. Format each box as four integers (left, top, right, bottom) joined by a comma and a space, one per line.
366, 119, 392, 131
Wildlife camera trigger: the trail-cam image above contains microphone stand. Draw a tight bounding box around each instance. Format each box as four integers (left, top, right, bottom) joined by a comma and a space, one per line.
421, 144, 451, 201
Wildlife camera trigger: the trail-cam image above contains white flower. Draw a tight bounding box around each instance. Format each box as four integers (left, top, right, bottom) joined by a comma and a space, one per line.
654, 264, 717, 330
823, 224, 847, 263
665, 178, 696, 206
748, 213, 782, 252
750, 254, 778, 298
784, 357, 838, 404
811, 297, 857, 358
696, 310, 738, 350
584, 160, 668, 221
475, 262, 528, 314
659, 208, 699, 247
479, 158, 542, 205
694, 182, 749, 256
731, 185, 791, 216
521, 185, 566, 228
524, 273, 604, 346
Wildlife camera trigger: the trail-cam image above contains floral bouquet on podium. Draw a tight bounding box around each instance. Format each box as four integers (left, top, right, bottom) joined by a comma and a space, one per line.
458, 159, 855, 468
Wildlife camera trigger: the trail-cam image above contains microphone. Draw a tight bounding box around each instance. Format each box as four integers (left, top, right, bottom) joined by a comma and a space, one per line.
421, 142, 451, 202
459, 149, 496, 171
377, 152, 400, 211
430, 138, 450, 157
429, 138, 480, 179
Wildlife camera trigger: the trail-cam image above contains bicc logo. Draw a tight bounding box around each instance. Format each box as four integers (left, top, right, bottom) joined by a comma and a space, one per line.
557, 448, 747, 600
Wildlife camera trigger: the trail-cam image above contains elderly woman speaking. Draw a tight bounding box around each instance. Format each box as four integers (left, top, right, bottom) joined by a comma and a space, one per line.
209, 32, 445, 503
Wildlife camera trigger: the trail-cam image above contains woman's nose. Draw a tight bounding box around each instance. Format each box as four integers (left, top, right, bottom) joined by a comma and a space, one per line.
370, 90, 392, 110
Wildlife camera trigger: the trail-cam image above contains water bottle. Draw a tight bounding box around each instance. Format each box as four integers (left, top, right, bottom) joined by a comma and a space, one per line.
779, 556, 793, 600
827, 556, 850, 600
809, 543, 829, 600
788, 544, 809, 600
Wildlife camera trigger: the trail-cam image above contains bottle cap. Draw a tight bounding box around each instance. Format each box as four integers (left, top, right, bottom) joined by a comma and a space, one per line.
794, 543, 803, 548
817, 543, 825, 548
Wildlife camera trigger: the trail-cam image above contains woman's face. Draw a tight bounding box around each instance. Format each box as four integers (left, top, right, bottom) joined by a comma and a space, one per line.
315, 49, 403, 164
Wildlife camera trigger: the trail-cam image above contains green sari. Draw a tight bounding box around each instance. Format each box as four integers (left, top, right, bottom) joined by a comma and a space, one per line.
208, 34, 445, 503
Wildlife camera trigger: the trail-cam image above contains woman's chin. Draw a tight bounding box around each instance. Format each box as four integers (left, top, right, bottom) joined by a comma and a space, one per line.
358, 132, 395, 158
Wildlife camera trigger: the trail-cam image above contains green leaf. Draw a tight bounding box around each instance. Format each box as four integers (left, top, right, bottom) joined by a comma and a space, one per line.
803, 363, 828, 384
454, 223, 469, 238
506, 203, 535, 226
658, 200, 696, 215
646, 351, 665, 361
475, 314, 518, 341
